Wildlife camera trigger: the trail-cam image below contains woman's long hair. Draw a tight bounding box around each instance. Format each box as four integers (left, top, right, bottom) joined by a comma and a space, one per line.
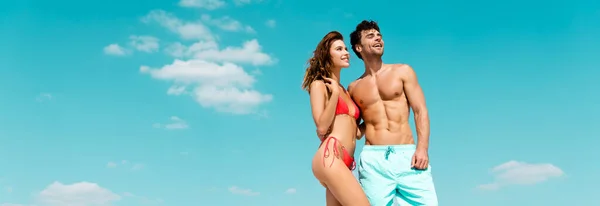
301, 31, 344, 93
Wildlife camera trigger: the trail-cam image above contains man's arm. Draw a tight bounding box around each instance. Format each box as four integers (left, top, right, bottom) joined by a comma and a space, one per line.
400, 64, 430, 151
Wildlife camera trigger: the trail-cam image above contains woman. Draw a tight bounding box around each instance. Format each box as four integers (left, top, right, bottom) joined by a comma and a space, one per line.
301, 31, 370, 206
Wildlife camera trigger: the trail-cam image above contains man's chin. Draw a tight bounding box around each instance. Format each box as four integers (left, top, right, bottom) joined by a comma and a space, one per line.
372, 52, 384, 58
362, 52, 384, 60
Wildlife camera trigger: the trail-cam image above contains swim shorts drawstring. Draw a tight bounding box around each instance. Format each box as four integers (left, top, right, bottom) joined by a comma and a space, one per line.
385, 146, 395, 160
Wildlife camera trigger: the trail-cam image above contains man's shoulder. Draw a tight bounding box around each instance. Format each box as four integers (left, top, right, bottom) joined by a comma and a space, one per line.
386, 63, 415, 78
387, 63, 412, 71
348, 73, 367, 89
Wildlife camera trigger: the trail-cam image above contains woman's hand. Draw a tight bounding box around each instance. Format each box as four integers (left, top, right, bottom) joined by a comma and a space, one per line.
323, 77, 340, 97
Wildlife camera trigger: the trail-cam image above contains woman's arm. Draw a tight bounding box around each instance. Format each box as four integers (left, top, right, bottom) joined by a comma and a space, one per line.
356, 121, 366, 140
309, 80, 339, 140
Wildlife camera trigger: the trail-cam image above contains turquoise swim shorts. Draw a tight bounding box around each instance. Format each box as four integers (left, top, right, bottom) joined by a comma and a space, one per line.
358, 145, 438, 206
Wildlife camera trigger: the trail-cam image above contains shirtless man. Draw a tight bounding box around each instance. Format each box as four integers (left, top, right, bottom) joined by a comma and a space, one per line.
348, 20, 439, 205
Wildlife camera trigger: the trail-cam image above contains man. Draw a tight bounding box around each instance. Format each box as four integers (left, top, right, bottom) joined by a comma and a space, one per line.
348, 20, 439, 205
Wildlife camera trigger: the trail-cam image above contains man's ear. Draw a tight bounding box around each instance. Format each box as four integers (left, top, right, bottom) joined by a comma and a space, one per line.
355, 44, 362, 53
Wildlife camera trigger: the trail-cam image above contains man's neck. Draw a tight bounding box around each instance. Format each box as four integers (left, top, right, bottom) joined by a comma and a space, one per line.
363, 57, 383, 75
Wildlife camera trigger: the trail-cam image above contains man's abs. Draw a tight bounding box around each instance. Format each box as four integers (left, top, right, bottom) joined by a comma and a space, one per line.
361, 99, 415, 145
363, 122, 414, 145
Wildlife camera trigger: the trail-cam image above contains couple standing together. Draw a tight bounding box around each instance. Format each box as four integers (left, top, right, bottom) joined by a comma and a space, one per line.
302, 20, 439, 206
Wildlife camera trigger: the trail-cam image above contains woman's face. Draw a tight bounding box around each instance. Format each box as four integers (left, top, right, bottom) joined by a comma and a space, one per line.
329, 39, 350, 69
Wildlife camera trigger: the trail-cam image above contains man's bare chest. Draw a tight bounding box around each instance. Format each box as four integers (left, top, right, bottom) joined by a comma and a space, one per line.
350, 77, 404, 108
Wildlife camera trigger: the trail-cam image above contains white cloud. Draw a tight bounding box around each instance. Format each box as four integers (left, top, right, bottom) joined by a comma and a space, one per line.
153, 116, 189, 130
167, 85, 187, 95
179, 0, 225, 10
142, 59, 254, 85
200, 14, 255, 33
36, 93, 53, 102
194, 39, 274, 66
36, 181, 120, 206
164, 43, 188, 58
129, 35, 160, 53
165, 41, 217, 58
194, 85, 272, 114
1, 182, 160, 206
284, 188, 296, 194
228, 186, 259, 196
139, 9, 275, 115
142, 10, 214, 41
103, 44, 128, 56
164, 39, 274, 66
265, 19, 276, 28
199, 39, 273, 65
141, 59, 272, 114
477, 160, 565, 190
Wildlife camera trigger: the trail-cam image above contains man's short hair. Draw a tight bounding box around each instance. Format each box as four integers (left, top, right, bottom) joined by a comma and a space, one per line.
349, 20, 380, 60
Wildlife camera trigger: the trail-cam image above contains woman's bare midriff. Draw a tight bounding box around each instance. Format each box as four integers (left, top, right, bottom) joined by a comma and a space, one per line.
323, 115, 357, 154
312, 114, 358, 186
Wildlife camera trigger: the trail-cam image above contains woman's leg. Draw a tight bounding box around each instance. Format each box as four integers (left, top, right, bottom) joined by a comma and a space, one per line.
322, 164, 369, 206
326, 189, 342, 206
313, 139, 370, 206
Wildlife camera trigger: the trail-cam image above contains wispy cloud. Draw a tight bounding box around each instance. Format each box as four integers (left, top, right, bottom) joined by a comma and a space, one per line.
233, 0, 263, 6
107, 160, 143, 171
284, 188, 296, 194
200, 14, 255, 33
228, 186, 259, 196
141, 10, 214, 41
103, 44, 129, 56
153, 116, 189, 130
265, 19, 276, 28
129, 35, 160, 53
36, 93, 53, 102
178, 0, 225, 10
477, 160, 565, 190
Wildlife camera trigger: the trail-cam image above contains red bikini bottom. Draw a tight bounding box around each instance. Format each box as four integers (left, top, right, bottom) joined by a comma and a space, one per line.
320, 136, 356, 170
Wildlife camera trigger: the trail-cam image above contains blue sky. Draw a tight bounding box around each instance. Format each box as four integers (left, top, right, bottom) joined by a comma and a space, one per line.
1, 0, 599, 205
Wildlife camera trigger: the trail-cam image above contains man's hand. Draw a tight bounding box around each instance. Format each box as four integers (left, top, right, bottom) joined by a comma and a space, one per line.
411, 148, 429, 170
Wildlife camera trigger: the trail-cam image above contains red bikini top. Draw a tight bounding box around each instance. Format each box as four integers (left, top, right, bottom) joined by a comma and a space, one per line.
335, 95, 360, 120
